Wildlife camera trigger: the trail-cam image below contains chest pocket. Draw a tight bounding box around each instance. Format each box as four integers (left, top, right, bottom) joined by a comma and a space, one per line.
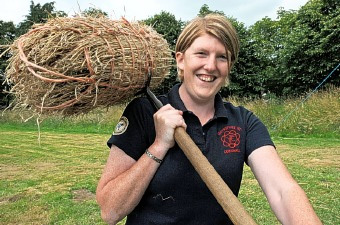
203, 122, 246, 195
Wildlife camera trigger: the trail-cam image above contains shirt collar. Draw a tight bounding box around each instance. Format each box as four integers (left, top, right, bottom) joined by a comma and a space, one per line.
168, 83, 187, 111
168, 83, 228, 119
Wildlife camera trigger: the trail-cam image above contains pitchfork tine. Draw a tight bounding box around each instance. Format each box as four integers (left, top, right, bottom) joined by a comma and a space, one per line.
145, 71, 163, 110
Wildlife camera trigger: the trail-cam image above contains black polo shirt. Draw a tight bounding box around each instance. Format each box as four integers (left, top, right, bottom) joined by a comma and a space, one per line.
107, 83, 274, 225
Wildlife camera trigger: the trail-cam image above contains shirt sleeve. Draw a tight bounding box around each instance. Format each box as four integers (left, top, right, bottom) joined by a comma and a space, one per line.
243, 108, 275, 162
107, 97, 156, 161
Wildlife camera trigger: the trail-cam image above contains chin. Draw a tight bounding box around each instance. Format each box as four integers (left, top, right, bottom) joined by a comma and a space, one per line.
195, 90, 216, 100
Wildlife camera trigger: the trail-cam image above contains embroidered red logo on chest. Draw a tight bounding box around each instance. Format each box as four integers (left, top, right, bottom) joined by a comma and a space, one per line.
218, 126, 241, 154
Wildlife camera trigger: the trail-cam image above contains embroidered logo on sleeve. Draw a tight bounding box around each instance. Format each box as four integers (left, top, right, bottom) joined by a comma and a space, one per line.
218, 126, 241, 154
113, 116, 129, 135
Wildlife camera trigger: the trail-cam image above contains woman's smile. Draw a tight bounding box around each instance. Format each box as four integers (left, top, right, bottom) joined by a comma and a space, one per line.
196, 74, 216, 82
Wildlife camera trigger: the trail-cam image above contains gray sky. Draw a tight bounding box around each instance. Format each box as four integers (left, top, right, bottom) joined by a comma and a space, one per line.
2, 0, 308, 26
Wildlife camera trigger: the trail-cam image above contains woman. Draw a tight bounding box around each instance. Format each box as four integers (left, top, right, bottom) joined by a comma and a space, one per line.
96, 14, 322, 225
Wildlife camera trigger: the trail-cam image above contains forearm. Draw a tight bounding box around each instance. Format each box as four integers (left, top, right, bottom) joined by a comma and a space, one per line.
270, 183, 322, 225
96, 144, 166, 224
248, 147, 322, 225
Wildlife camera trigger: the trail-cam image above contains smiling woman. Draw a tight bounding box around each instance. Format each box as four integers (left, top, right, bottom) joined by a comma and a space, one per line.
96, 13, 322, 225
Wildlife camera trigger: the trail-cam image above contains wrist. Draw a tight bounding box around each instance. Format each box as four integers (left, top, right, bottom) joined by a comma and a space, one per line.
152, 139, 173, 154
145, 149, 163, 164
147, 141, 169, 160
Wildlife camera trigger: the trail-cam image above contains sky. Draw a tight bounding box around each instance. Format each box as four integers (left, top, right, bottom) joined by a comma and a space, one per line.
2, 0, 309, 27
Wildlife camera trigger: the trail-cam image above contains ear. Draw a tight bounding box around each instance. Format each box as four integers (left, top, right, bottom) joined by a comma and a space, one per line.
175, 52, 184, 71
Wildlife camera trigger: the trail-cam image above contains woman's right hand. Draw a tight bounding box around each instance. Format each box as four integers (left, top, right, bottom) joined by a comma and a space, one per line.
152, 104, 186, 152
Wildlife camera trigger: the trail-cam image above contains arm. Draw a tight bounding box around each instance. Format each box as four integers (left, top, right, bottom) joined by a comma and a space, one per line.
96, 104, 186, 224
96, 145, 162, 224
248, 145, 322, 225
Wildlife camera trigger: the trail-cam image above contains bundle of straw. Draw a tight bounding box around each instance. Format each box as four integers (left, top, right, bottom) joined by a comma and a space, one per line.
6, 16, 172, 115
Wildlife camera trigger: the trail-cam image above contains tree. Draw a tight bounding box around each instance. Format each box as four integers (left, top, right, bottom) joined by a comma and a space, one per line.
0, 21, 16, 107
16, 0, 66, 36
81, 7, 108, 17
143, 11, 184, 94
248, 17, 284, 96
144, 11, 184, 49
222, 18, 265, 98
278, 0, 339, 95
198, 4, 225, 17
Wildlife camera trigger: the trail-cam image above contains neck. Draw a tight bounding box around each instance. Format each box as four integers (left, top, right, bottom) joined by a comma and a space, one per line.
179, 87, 215, 125
192, 103, 215, 125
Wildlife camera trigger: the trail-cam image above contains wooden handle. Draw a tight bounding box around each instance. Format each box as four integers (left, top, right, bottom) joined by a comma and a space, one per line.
174, 126, 258, 225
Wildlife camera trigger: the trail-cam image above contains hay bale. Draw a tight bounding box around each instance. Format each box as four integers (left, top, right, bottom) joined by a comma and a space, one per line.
6, 16, 173, 115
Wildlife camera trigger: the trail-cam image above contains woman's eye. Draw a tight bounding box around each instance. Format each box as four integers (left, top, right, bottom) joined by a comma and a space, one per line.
196, 51, 206, 55
219, 55, 228, 60
195, 52, 208, 58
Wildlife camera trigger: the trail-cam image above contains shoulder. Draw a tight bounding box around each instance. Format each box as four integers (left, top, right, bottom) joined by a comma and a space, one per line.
222, 101, 267, 131
125, 97, 155, 114
123, 94, 170, 118
223, 101, 247, 111
127, 96, 152, 106
223, 102, 254, 119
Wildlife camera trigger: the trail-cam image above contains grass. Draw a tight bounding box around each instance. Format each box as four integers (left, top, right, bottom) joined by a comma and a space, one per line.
1, 130, 339, 224
0, 86, 339, 224
0, 131, 108, 224
227, 85, 340, 138
239, 136, 340, 224
1, 86, 339, 138
0, 105, 125, 134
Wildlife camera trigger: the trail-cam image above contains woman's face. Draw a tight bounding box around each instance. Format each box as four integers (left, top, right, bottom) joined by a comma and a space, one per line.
176, 33, 230, 104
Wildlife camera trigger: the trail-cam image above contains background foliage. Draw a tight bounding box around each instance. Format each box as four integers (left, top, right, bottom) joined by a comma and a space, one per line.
0, 0, 339, 105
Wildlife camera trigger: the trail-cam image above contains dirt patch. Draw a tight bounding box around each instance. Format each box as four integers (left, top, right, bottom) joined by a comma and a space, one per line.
278, 145, 339, 168
0, 162, 61, 181
299, 154, 339, 168
0, 193, 25, 204
32, 162, 59, 170
72, 189, 96, 202
0, 191, 41, 205
0, 164, 25, 179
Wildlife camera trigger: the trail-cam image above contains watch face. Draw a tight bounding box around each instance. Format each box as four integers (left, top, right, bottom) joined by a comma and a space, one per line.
113, 116, 129, 135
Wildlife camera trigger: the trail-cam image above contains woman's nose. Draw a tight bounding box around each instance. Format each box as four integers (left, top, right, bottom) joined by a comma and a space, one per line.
203, 56, 217, 72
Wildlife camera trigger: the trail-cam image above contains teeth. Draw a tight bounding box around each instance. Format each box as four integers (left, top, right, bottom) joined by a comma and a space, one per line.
198, 75, 215, 82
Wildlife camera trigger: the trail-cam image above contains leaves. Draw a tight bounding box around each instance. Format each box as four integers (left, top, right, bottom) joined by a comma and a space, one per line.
0, 21, 16, 107
278, 0, 340, 95
143, 11, 184, 94
0, 1, 67, 107
81, 7, 108, 18
16, 0, 66, 36
143, 11, 184, 49
0, 0, 339, 105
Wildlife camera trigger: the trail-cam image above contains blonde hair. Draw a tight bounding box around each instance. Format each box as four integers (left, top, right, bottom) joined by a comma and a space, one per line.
175, 14, 240, 82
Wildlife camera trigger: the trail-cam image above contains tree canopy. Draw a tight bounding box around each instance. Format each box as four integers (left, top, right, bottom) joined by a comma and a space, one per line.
0, 0, 339, 107
143, 11, 184, 94
16, 1, 66, 36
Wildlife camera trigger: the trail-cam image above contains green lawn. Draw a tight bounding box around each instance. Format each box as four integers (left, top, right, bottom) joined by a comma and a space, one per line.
239, 136, 340, 224
1, 126, 339, 224
0, 129, 107, 225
